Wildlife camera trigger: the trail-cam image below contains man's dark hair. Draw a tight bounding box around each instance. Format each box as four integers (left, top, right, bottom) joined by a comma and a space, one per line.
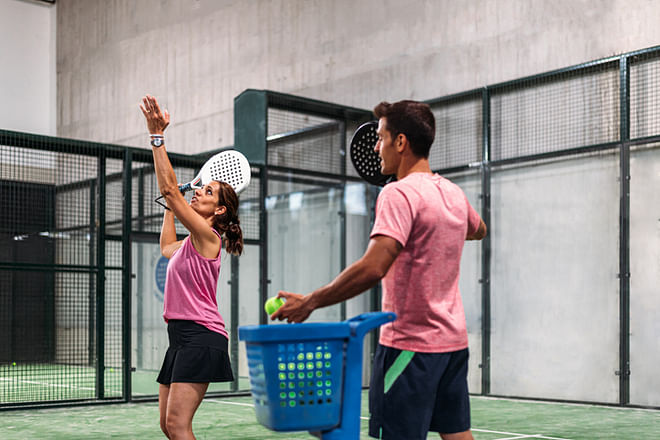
373, 100, 435, 158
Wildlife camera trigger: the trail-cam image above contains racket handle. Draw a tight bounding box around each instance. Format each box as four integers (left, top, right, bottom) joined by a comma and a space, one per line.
178, 183, 193, 194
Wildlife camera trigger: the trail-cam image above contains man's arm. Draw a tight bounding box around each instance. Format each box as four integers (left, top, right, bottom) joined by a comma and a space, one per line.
271, 235, 402, 323
466, 219, 487, 240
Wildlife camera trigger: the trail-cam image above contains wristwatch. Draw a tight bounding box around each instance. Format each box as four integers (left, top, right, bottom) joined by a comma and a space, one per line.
150, 137, 164, 147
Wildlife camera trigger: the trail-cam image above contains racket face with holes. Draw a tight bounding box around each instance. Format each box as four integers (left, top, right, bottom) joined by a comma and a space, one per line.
181, 150, 251, 195
349, 121, 394, 186
199, 150, 251, 194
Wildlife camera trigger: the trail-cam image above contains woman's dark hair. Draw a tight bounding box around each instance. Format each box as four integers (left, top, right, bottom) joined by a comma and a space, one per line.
373, 100, 435, 158
212, 181, 243, 256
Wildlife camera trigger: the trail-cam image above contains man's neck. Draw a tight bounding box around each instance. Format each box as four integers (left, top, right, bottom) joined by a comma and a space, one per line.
396, 157, 432, 180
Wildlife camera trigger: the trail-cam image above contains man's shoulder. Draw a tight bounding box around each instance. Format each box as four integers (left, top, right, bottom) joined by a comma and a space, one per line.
378, 178, 414, 203
381, 173, 467, 205
385, 173, 457, 192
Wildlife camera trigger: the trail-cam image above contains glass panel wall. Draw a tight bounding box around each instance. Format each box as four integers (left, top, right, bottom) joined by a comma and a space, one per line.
629, 144, 660, 407
450, 171, 484, 394
266, 178, 343, 323
490, 154, 620, 403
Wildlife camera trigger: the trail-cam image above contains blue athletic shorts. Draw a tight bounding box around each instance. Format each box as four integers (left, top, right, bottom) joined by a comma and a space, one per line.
368, 344, 471, 439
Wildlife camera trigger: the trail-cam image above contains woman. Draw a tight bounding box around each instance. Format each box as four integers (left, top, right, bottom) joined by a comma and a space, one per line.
140, 94, 242, 440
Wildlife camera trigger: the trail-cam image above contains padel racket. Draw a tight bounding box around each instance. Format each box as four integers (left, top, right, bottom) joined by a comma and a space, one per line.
349, 121, 395, 186
155, 149, 251, 208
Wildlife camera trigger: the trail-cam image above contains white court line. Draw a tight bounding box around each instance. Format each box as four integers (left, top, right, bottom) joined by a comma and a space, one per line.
472, 428, 532, 436
208, 399, 573, 440
2, 377, 176, 397
471, 428, 571, 440
494, 437, 571, 440
492, 436, 537, 440
204, 399, 255, 408
0, 377, 95, 391
529, 436, 573, 440
471, 395, 659, 413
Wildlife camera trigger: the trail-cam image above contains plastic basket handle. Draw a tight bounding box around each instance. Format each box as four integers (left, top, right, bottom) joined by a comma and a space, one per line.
347, 312, 396, 339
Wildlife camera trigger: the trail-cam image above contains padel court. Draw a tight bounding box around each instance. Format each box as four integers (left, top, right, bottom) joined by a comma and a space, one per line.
1, 391, 659, 439
2, 47, 660, 438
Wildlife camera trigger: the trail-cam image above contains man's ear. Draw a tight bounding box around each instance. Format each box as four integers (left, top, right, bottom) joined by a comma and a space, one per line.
396, 133, 408, 153
215, 205, 227, 216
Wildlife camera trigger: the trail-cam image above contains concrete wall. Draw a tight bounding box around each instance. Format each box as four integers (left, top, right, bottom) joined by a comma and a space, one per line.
56, 0, 660, 153
0, 0, 56, 135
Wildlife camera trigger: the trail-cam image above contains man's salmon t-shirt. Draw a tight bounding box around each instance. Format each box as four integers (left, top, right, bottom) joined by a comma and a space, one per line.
370, 172, 482, 353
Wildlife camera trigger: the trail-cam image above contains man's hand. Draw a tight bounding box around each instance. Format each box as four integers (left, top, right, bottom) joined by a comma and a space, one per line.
466, 219, 487, 240
270, 236, 401, 324
270, 291, 315, 323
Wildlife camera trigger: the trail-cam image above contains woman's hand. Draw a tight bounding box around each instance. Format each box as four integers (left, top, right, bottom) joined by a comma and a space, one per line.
140, 95, 170, 135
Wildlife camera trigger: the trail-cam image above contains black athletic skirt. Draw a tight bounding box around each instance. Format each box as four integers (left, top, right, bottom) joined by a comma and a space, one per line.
157, 320, 234, 385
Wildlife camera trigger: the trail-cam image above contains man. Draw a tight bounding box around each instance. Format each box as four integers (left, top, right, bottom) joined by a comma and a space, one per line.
271, 100, 486, 440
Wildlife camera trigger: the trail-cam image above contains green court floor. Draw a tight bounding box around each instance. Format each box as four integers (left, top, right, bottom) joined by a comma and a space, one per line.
1, 391, 658, 439
0, 364, 251, 403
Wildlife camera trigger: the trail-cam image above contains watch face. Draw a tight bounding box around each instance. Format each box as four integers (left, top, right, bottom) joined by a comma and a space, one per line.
151, 137, 163, 147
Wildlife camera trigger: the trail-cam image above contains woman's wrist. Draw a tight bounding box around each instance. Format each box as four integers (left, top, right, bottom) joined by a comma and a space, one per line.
150, 133, 165, 148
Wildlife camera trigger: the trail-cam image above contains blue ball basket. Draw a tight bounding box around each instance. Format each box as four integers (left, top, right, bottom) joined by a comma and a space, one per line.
238, 312, 396, 439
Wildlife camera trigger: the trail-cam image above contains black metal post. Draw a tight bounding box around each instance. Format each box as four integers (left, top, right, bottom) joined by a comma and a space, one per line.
230, 254, 240, 392
481, 87, 492, 396
618, 55, 631, 405
339, 120, 347, 321
89, 181, 96, 368
260, 166, 269, 325
136, 169, 144, 371
368, 185, 381, 358
95, 151, 106, 399
122, 150, 132, 402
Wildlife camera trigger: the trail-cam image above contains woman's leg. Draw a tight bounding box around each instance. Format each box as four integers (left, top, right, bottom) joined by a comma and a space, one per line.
165, 382, 209, 440
159, 384, 171, 438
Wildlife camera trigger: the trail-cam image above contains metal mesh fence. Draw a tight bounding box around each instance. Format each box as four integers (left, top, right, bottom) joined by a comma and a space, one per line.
267, 108, 344, 175
490, 62, 620, 161
53, 271, 93, 365
344, 121, 367, 179
267, 175, 343, 198
0, 133, 261, 408
0, 135, 111, 406
105, 159, 124, 236
429, 94, 483, 170
55, 187, 93, 266
630, 52, 660, 140
130, 161, 162, 234
267, 108, 336, 138
104, 267, 123, 398
238, 171, 261, 241
127, 162, 187, 236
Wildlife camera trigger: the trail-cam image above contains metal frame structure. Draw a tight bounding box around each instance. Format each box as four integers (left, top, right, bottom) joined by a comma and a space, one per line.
234, 88, 373, 327
428, 45, 660, 408
3, 45, 660, 411
0, 131, 210, 409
